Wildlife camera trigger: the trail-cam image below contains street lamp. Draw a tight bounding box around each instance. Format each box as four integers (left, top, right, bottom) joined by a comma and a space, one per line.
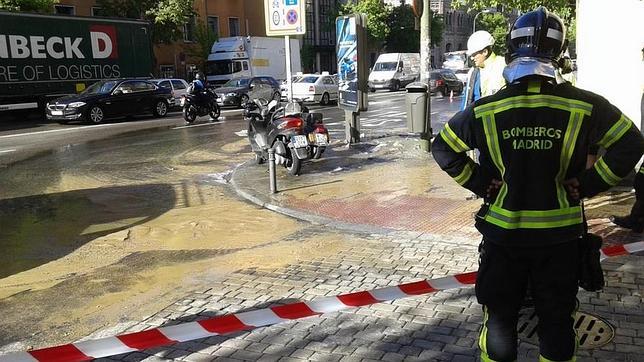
473, 9, 494, 33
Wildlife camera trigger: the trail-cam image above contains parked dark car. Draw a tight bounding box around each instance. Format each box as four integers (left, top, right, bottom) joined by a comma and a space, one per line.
430, 69, 464, 97
215, 76, 281, 108
45, 79, 172, 124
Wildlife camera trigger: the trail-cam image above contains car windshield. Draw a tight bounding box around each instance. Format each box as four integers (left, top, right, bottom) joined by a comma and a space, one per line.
222, 78, 250, 87
82, 80, 119, 95
373, 62, 397, 71
206, 60, 243, 75
297, 76, 319, 83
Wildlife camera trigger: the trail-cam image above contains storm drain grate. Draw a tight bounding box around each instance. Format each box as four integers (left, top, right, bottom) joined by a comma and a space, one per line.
517, 308, 614, 349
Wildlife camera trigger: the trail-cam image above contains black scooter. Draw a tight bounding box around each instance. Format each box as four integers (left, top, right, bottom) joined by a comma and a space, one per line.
181, 86, 220, 123
244, 99, 328, 176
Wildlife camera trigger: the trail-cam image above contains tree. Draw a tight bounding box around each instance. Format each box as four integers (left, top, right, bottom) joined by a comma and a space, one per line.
183, 20, 218, 72
96, 0, 195, 44
386, 5, 444, 52
477, 13, 509, 55
339, 0, 392, 43
0, 0, 57, 12
456, 0, 576, 46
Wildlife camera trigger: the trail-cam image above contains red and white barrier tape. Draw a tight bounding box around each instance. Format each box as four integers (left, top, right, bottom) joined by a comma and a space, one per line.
3, 241, 643, 362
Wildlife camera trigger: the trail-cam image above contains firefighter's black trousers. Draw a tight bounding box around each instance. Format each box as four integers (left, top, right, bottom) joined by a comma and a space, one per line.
476, 239, 579, 361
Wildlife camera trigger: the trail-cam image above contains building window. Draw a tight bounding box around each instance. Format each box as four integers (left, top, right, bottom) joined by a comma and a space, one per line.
304, 0, 314, 45
91, 7, 106, 16
160, 65, 175, 78
54, 5, 75, 15
207, 16, 219, 38
228, 17, 240, 36
183, 16, 196, 42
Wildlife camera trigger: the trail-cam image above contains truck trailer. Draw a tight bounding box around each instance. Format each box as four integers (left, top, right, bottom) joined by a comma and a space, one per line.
205, 36, 302, 86
0, 11, 153, 117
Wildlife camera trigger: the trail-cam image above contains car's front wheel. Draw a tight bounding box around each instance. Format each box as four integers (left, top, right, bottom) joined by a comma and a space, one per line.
153, 100, 168, 118
87, 105, 104, 124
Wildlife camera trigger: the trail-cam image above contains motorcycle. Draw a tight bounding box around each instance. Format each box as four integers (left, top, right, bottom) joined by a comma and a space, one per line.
244, 98, 329, 176
181, 85, 220, 123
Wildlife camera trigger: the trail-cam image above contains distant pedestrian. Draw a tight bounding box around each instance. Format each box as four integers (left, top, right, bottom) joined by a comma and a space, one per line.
432, 7, 644, 362
461, 30, 506, 110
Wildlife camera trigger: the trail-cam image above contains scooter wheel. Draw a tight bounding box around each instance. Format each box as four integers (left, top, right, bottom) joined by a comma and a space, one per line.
313, 146, 325, 159
286, 147, 302, 176
209, 103, 221, 120
183, 106, 197, 123
255, 153, 265, 165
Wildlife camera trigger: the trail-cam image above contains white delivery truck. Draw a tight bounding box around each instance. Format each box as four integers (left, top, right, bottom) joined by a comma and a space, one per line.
368, 53, 420, 91
205, 36, 302, 86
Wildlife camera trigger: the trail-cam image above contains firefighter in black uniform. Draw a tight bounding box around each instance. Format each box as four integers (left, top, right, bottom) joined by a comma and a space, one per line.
432, 7, 644, 362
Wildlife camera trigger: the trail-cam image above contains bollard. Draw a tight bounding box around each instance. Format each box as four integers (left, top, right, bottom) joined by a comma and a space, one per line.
449, 90, 454, 102
268, 148, 277, 194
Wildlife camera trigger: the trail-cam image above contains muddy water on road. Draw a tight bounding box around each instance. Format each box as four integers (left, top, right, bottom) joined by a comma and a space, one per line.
0, 122, 349, 349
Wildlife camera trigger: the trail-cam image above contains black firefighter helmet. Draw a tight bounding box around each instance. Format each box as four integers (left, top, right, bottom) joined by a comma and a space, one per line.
505, 7, 567, 64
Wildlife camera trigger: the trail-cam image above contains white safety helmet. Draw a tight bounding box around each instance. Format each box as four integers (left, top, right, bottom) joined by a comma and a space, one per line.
467, 30, 495, 55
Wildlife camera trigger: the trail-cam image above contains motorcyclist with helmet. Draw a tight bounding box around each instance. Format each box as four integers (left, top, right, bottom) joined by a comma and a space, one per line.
432, 7, 644, 361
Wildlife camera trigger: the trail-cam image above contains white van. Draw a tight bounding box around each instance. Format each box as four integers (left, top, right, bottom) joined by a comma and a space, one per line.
368, 53, 420, 91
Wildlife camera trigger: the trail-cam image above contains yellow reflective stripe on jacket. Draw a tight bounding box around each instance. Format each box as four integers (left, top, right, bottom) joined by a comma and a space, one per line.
439, 123, 470, 153
527, 80, 541, 93
453, 160, 475, 186
556, 111, 585, 208
639, 165, 644, 174
594, 157, 621, 186
480, 112, 507, 205
598, 114, 633, 149
474, 95, 593, 118
484, 205, 583, 229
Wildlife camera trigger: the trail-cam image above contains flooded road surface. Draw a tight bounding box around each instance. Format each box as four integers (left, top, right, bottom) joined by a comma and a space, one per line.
0, 115, 350, 349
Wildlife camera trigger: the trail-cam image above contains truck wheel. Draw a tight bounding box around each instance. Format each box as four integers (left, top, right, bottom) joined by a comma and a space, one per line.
320, 92, 330, 106
153, 100, 168, 118
390, 81, 400, 92
87, 105, 104, 124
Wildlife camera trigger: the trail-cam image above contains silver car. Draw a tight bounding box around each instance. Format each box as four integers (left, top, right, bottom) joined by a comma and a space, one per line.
150, 78, 190, 108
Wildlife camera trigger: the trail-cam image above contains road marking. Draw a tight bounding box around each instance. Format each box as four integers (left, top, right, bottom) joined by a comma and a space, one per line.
172, 121, 223, 130
0, 123, 124, 139
0, 149, 16, 154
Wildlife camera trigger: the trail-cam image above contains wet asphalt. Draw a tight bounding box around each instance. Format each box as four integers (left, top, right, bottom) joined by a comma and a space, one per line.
0, 92, 463, 348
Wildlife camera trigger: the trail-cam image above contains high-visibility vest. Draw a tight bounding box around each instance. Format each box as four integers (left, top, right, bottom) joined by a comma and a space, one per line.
433, 78, 644, 246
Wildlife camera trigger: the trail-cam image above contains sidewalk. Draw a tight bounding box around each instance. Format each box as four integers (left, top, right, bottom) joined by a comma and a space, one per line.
40, 136, 644, 361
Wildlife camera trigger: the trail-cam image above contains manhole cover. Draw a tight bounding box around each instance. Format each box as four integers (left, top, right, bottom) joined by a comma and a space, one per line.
518, 308, 614, 349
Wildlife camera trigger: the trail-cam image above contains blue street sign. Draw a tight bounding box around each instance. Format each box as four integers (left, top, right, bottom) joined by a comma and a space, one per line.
285, 0, 297, 5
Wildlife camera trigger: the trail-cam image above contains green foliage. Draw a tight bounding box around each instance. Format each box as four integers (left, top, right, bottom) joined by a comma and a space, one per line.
339, 0, 392, 43
385, 5, 444, 52
431, 13, 444, 48
96, 0, 195, 43
456, 0, 576, 46
477, 13, 508, 55
184, 20, 218, 71
386, 4, 418, 52
300, 44, 316, 72
0, 0, 58, 12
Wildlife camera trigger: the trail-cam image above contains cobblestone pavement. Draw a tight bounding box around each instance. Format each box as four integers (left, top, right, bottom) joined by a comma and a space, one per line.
70, 137, 644, 361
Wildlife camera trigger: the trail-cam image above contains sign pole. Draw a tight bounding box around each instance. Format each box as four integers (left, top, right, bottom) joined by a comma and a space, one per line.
285, 35, 293, 102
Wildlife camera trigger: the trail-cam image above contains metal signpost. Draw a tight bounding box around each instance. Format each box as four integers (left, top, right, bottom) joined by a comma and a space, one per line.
263, 0, 306, 192
264, 0, 306, 102
336, 14, 368, 144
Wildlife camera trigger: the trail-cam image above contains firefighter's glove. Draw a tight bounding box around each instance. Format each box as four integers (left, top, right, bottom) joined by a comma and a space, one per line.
563, 178, 581, 201
578, 233, 605, 292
